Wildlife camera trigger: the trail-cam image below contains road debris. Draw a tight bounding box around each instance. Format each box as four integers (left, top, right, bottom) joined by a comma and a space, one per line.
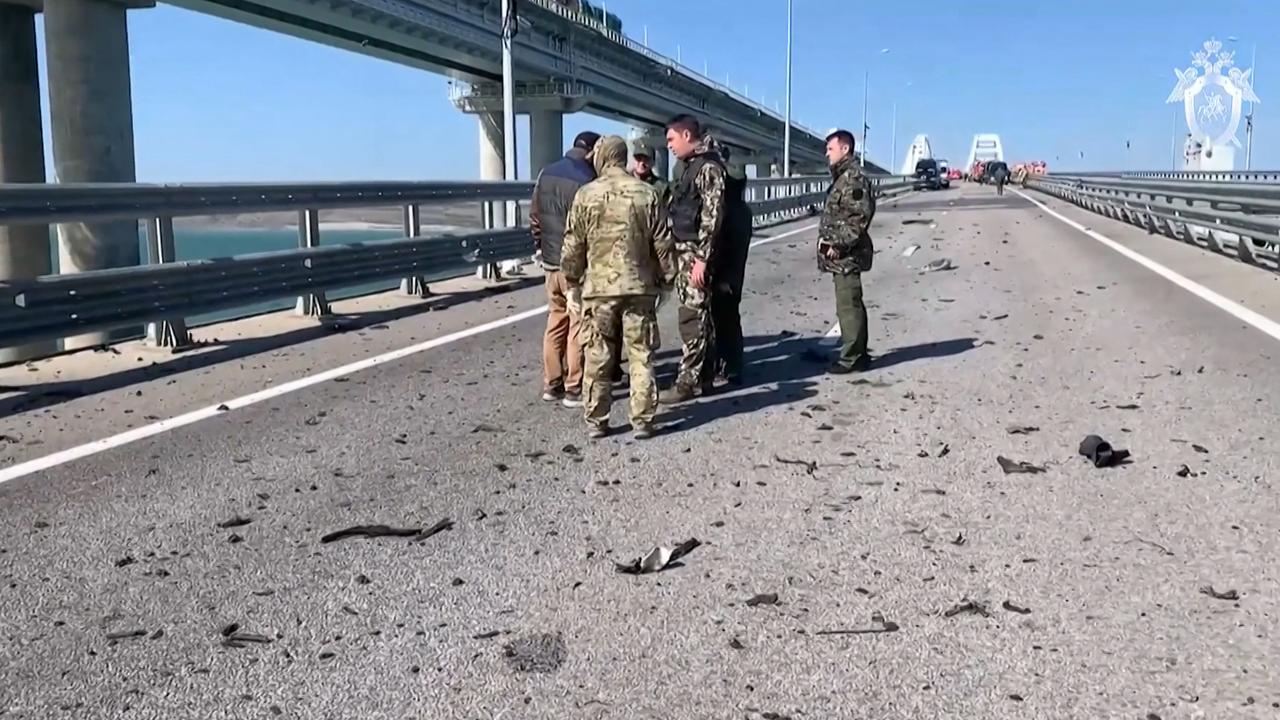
1001, 600, 1032, 615
815, 611, 899, 635
1175, 464, 1197, 478
615, 538, 701, 575
1006, 425, 1039, 435
943, 600, 992, 618
320, 520, 454, 544
1078, 435, 1131, 468
105, 629, 147, 641
920, 258, 954, 274
902, 244, 920, 257
774, 455, 818, 475
217, 515, 252, 529
1199, 585, 1240, 601
997, 456, 1046, 474
745, 593, 780, 607
470, 423, 504, 433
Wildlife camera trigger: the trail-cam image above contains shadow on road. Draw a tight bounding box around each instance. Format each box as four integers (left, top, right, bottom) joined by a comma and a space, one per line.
0, 277, 543, 418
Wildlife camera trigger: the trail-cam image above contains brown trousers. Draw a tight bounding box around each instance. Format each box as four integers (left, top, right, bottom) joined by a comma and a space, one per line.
542, 270, 583, 394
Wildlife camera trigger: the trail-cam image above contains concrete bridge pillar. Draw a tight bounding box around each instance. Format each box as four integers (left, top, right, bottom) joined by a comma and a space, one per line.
529, 110, 563, 179
477, 109, 506, 229
0, 3, 55, 362
44, 0, 142, 348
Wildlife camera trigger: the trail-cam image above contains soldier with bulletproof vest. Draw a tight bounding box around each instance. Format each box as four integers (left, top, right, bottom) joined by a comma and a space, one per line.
561, 136, 676, 440
659, 114, 734, 403
817, 129, 875, 374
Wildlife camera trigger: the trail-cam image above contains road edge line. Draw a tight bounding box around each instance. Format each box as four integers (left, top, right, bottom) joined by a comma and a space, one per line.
1012, 188, 1280, 343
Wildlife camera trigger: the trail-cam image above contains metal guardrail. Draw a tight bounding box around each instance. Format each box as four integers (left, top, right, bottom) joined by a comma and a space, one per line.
1027, 173, 1280, 270
1066, 170, 1280, 184
0, 174, 912, 354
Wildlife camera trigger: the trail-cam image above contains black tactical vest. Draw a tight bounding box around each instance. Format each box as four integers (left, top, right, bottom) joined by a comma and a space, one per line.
670, 152, 724, 243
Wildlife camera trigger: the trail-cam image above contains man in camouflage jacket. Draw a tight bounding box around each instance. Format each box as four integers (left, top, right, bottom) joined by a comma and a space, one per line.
660, 114, 730, 402
561, 136, 676, 439
817, 129, 875, 373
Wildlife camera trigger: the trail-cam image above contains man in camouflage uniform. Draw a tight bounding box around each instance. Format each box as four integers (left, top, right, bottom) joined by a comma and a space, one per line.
660, 114, 729, 403
561, 136, 676, 440
631, 149, 669, 201
817, 129, 875, 374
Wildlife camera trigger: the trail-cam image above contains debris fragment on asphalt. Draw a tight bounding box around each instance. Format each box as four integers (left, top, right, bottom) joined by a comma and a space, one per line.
774, 455, 818, 475
470, 423, 504, 434
614, 538, 701, 575
320, 525, 424, 544
943, 600, 992, 618
1078, 435, 1131, 468
1192, 444, 1209, 454
729, 637, 746, 650
217, 515, 252, 529
105, 629, 147, 641
950, 532, 966, 546
411, 518, 454, 542
920, 258, 954, 274
1175, 464, 1197, 478
745, 593, 780, 607
902, 244, 920, 257
1006, 425, 1039, 435
814, 611, 900, 635
1115, 403, 1140, 410
901, 218, 932, 225
561, 443, 581, 455
1199, 585, 1240, 601
222, 631, 273, 648
996, 456, 1046, 474
1002, 600, 1032, 615
473, 630, 502, 640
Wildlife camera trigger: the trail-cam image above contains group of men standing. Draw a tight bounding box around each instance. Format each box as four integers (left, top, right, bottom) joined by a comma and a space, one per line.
531, 116, 876, 439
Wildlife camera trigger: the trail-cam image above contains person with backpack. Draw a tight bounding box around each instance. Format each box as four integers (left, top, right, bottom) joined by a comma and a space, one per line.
817, 129, 875, 374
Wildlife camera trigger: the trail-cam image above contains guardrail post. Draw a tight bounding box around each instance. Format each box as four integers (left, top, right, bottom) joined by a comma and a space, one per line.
295, 208, 330, 316
399, 203, 429, 297
143, 215, 191, 349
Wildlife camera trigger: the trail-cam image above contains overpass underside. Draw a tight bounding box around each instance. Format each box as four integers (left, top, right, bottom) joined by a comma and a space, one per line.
1, 184, 1277, 717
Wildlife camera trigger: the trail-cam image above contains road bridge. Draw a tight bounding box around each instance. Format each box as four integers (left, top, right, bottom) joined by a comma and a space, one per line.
2, 177, 1279, 717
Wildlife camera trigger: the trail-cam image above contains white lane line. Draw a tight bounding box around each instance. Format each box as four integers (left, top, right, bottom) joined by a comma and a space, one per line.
751, 222, 818, 248
1012, 188, 1280, 343
0, 305, 550, 486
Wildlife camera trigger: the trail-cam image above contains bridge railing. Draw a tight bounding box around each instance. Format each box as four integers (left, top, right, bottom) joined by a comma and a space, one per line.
0, 175, 909, 355
1027, 172, 1280, 270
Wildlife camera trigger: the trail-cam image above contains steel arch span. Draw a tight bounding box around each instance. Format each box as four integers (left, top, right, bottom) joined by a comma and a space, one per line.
899, 134, 933, 175
966, 134, 1004, 170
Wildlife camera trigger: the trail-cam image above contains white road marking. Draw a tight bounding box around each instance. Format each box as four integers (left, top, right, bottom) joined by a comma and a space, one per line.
0, 305, 550, 485
1013, 188, 1280, 343
750, 222, 818, 248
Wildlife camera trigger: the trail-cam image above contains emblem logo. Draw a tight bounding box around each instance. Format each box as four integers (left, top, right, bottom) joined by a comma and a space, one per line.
1167, 38, 1260, 149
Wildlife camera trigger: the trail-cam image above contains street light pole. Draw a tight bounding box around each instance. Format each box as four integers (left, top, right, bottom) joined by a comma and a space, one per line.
783, 0, 793, 177
500, 0, 517, 227
890, 102, 897, 174
1246, 43, 1257, 170
860, 69, 868, 168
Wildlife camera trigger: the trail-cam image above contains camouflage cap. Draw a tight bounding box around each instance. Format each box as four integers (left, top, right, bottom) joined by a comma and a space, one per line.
592, 135, 628, 174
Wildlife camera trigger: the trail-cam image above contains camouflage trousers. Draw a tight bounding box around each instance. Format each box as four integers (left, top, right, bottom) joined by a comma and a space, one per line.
581, 296, 660, 430
675, 252, 715, 389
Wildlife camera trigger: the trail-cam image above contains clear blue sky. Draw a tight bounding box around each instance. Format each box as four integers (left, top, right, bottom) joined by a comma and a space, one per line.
30, 0, 1274, 182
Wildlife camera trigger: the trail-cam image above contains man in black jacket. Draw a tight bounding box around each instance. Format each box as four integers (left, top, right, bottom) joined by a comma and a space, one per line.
531, 131, 600, 408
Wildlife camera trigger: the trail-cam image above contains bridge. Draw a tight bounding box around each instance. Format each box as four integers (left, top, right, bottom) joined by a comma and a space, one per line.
3, 3, 1280, 718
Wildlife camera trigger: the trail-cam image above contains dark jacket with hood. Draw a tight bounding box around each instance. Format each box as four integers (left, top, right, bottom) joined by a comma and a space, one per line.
531, 147, 596, 269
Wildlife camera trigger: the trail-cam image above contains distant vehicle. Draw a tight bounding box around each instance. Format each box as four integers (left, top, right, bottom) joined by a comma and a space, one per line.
981, 160, 1010, 184
913, 158, 943, 191
948, 168, 963, 181
935, 159, 952, 189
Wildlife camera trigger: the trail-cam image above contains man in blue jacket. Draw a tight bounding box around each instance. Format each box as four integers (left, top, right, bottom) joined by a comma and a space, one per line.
531, 131, 600, 408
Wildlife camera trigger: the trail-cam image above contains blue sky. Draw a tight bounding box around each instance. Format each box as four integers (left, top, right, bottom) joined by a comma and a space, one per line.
30, 0, 1274, 182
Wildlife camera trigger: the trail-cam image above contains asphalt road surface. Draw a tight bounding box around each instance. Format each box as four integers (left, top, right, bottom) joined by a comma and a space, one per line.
2, 185, 1278, 719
